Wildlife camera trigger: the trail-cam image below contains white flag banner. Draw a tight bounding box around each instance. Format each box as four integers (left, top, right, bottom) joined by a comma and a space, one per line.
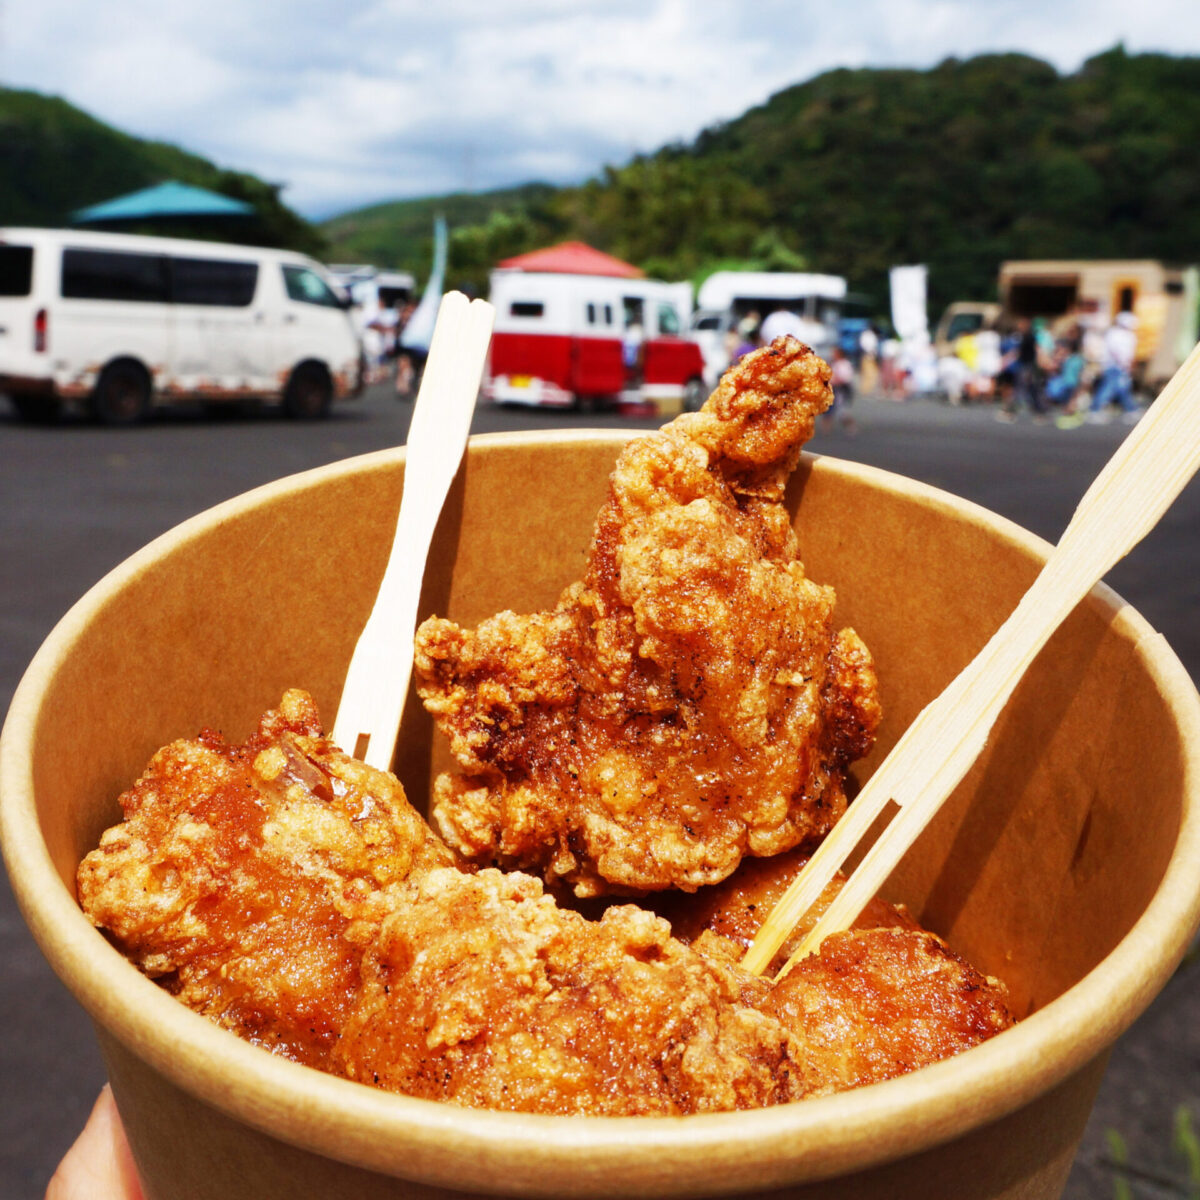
889, 265, 929, 342
400, 214, 448, 354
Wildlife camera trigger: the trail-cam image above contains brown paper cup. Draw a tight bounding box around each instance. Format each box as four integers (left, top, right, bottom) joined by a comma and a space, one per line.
3, 432, 1199, 1200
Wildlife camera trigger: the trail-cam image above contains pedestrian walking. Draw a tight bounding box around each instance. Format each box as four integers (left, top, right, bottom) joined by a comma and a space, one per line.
1087, 311, 1142, 424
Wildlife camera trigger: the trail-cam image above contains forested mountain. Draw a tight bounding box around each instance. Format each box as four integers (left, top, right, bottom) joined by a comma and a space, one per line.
323, 46, 1200, 313
0, 87, 322, 254
319, 184, 558, 272
5, 46, 1197, 315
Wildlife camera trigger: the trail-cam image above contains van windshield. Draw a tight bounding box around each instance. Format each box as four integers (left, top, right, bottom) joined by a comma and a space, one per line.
283, 265, 341, 308
0, 245, 34, 297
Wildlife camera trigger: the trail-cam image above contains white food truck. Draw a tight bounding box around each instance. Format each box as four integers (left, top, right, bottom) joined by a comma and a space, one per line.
0, 228, 364, 423
690, 270, 847, 387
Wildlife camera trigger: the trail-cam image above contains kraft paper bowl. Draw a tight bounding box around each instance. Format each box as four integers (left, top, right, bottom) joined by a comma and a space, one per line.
3, 431, 1199, 1200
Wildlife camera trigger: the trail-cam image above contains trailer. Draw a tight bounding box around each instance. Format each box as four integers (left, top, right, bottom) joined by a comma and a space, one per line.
997, 260, 1198, 389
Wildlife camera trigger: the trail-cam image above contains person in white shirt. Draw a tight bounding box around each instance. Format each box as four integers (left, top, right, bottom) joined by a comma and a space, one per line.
760, 306, 808, 344
1088, 311, 1141, 423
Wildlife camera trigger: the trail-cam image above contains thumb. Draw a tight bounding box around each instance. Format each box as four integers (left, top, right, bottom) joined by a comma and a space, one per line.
46, 1085, 144, 1200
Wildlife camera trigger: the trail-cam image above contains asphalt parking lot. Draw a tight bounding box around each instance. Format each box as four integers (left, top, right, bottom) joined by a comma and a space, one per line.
1, 380, 1197, 1198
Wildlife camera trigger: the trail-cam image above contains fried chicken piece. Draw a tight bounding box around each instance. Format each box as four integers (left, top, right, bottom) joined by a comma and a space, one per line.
334, 866, 1010, 1113
416, 338, 882, 896
755, 928, 1015, 1095
80, 691, 1010, 1114
334, 867, 804, 1115
652, 855, 1012, 1090
652, 847, 920, 975
77, 689, 453, 1068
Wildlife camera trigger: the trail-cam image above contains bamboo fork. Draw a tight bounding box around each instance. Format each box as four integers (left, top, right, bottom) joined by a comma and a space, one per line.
331, 291, 495, 769
742, 340, 1200, 981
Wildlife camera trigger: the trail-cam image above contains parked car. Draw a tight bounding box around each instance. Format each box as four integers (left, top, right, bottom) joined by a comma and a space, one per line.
0, 228, 364, 423
932, 301, 1001, 359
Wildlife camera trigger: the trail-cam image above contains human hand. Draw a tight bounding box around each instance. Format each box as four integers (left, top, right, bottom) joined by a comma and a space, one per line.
45, 1086, 144, 1200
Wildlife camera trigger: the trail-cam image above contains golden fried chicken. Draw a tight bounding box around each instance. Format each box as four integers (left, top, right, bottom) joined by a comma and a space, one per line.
652, 847, 920, 976
77, 689, 453, 1068
333, 864, 1010, 1112
78, 693, 1011, 1115
654, 855, 1014, 1092
416, 337, 882, 896
757, 928, 1014, 1095
334, 867, 804, 1115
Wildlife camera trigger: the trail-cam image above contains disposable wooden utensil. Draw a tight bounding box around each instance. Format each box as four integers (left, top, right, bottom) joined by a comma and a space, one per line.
331, 290, 495, 768
743, 340, 1200, 981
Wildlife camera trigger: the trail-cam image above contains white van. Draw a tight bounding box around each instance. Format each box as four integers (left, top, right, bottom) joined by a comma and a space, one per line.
0, 228, 364, 423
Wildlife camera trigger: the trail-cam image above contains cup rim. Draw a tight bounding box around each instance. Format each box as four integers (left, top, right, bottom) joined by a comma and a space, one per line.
4, 432, 1200, 1196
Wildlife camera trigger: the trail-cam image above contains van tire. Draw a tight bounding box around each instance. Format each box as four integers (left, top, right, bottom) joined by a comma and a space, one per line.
284, 363, 332, 419
93, 362, 150, 425
683, 376, 707, 412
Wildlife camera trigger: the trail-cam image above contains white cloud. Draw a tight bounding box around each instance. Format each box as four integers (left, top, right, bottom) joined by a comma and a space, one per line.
3, 0, 1199, 217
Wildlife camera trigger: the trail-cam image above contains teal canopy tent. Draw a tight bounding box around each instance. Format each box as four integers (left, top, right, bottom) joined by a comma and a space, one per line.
72, 181, 255, 224
69, 181, 262, 245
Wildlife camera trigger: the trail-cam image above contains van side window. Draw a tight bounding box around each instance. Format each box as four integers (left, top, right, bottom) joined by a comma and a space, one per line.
282, 265, 341, 308
604, 304, 613, 326
657, 303, 681, 336
62, 248, 169, 303
586, 302, 596, 325
509, 301, 544, 318
172, 257, 258, 307
0, 245, 34, 296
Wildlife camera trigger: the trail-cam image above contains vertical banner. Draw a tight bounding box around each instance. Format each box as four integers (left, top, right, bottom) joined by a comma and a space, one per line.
889, 264, 929, 342
400, 214, 448, 354
1177, 266, 1200, 364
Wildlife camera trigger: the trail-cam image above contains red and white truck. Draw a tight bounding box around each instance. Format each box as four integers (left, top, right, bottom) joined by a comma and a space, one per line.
484, 246, 706, 412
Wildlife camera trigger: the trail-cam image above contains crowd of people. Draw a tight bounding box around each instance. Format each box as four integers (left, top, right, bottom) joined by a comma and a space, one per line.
727, 302, 1148, 435
916, 310, 1145, 427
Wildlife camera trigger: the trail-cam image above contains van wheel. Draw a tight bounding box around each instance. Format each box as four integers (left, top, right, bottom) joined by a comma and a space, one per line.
93, 363, 150, 425
284, 364, 332, 419
683, 377, 707, 412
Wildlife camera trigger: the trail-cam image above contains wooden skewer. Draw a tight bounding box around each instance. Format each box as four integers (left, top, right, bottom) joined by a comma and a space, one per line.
742, 339, 1200, 980
331, 291, 495, 768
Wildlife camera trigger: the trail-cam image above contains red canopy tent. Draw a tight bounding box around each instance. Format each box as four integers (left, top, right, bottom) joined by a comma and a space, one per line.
496, 241, 644, 278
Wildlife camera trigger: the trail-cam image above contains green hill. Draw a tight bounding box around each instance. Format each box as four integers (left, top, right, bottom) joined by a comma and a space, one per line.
322, 46, 1200, 314
319, 183, 560, 278
0, 87, 322, 254
8, 47, 1197, 313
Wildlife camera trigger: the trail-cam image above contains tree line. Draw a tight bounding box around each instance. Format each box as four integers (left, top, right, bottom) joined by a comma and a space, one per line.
325, 46, 1200, 316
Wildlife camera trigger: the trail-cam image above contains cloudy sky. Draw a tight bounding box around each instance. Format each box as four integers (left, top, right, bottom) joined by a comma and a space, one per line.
3, 0, 1199, 219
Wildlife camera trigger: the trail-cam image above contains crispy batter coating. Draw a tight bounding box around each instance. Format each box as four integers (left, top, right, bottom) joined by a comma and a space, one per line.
78, 694, 1012, 1113
76, 690, 453, 1068
653, 847, 920, 976
758, 928, 1014, 1096
655, 857, 1014, 1090
335, 867, 804, 1115
415, 338, 882, 896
